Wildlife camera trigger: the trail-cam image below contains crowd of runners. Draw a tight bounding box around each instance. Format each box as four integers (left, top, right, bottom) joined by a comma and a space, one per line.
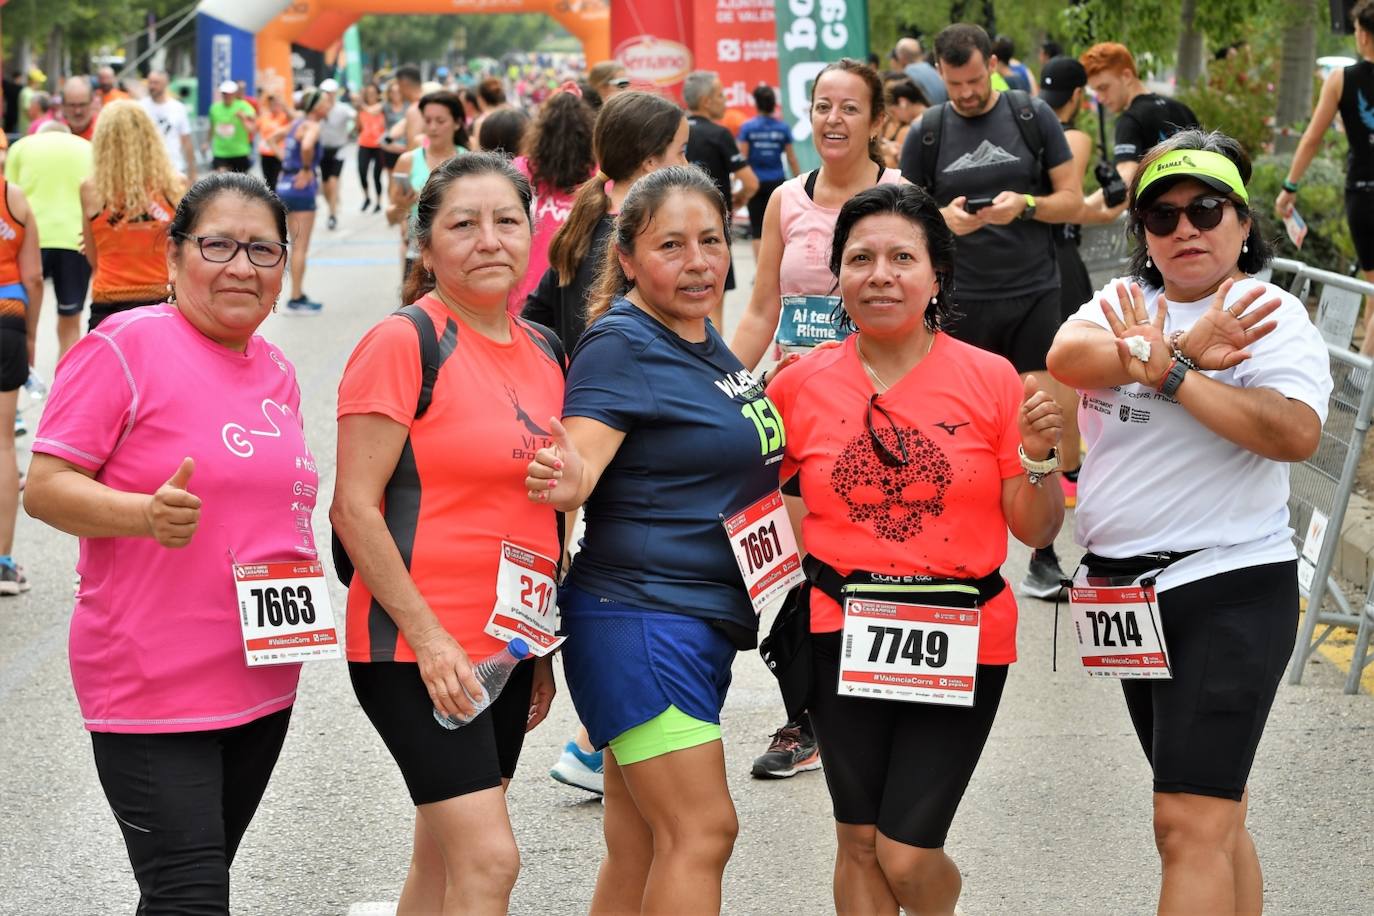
1, 5, 1366, 914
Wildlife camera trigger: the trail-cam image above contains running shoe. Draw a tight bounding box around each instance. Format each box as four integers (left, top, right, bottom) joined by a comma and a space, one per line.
372, 200, 382, 214
1060, 475, 1077, 509
0, 559, 30, 596
327, 214, 338, 230
750, 723, 821, 779
286, 296, 323, 314
361, 198, 372, 212
549, 739, 604, 795
14, 415, 26, 437
1020, 553, 1067, 600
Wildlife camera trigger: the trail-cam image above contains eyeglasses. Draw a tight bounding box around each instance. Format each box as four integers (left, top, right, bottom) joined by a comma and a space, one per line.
177, 234, 288, 268
1139, 195, 1230, 237
865, 394, 909, 466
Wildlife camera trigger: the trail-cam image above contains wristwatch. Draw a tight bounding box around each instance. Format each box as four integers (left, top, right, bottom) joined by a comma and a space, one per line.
1018, 444, 1059, 485
1019, 194, 1037, 221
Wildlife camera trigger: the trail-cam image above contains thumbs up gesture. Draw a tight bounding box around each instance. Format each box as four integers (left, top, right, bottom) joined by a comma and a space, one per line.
525, 417, 583, 512
1018, 374, 1063, 462
144, 457, 202, 548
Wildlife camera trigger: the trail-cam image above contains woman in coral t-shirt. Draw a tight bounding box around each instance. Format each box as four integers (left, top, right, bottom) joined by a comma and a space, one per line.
25, 173, 308, 913
333, 152, 562, 914
765, 183, 1064, 916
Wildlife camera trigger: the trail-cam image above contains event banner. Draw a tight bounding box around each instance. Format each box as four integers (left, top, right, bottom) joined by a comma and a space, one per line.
774, 0, 869, 171
692, 0, 780, 115
611, 0, 695, 99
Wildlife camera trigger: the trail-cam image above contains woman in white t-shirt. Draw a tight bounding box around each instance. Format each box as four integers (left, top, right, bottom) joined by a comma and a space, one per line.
1047, 130, 1331, 916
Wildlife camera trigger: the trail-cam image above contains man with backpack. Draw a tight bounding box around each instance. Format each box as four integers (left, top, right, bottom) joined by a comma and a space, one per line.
900, 22, 1081, 597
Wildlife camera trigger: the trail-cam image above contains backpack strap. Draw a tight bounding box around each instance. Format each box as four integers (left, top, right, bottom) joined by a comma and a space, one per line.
916, 102, 948, 192
393, 303, 456, 419
517, 317, 568, 376
1003, 89, 1049, 194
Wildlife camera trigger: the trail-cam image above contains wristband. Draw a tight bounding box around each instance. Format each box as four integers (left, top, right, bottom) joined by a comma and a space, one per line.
1167, 330, 1197, 370
1154, 357, 1179, 392
1282, 179, 1299, 193
1159, 359, 1189, 398
1018, 444, 1059, 485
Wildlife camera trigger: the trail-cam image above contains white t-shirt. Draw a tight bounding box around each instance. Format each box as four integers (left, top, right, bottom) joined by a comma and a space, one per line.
1069, 276, 1332, 592
140, 96, 191, 173
319, 101, 356, 150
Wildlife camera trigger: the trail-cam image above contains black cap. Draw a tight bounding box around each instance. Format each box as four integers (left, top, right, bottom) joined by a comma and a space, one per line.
1039, 57, 1086, 109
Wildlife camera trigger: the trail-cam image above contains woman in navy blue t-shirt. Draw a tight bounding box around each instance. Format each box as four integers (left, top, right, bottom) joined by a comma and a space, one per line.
526, 166, 783, 913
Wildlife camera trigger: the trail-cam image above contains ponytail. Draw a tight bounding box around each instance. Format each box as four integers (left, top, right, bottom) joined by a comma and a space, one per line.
549, 173, 610, 285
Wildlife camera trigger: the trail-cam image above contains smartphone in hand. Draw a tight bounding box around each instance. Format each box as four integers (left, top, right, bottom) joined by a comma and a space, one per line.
963, 197, 995, 213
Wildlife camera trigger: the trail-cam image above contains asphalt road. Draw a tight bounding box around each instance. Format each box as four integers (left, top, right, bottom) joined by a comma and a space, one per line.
2, 171, 1371, 915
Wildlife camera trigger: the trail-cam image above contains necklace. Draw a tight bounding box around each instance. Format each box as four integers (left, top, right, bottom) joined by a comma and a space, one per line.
857, 333, 936, 394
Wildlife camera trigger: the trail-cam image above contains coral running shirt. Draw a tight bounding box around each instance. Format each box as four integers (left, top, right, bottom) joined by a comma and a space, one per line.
337, 294, 564, 662
32, 305, 316, 733
766, 333, 1024, 663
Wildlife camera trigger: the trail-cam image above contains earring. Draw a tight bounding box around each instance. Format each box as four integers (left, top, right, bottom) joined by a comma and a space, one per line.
931, 295, 938, 304
167, 283, 176, 304
1242, 242, 1249, 253
1145, 257, 1152, 269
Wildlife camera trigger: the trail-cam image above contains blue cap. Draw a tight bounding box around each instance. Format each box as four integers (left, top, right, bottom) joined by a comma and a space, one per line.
507, 638, 531, 659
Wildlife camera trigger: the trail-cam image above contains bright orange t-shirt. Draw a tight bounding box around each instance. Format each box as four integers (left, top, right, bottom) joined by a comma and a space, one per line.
766, 333, 1024, 664
89, 194, 174, 304
337, 294, 565, 663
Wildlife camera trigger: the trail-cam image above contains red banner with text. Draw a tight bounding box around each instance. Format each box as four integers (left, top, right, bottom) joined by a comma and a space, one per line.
692, 0, 779, 116
610, 0, 695, 100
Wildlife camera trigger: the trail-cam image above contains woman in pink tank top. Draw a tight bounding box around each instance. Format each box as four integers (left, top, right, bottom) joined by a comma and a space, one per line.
730, 58, 904, 369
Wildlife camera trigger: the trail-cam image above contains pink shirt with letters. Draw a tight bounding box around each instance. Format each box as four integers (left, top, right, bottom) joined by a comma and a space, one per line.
33, 304, 317, 733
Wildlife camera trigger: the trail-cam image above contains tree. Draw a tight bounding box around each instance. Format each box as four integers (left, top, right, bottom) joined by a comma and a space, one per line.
1176, 0, 1205, 85
1273, 0, 1318, 154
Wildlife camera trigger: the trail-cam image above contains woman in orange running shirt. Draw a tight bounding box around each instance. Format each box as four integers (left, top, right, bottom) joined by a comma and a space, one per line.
79, 100, 186, 331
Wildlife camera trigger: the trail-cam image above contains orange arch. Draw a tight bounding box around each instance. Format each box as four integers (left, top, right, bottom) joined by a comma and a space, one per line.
257, 0, 610, 97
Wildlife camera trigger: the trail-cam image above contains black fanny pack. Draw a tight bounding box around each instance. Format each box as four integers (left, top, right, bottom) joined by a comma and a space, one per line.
760, 556, 1004, 721
1079, 550, 1200, 584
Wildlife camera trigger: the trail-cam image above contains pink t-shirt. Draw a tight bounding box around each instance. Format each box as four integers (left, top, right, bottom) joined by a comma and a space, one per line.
33, 304, 317, 733
513, 155, 580, 314
777, 167, 903, 297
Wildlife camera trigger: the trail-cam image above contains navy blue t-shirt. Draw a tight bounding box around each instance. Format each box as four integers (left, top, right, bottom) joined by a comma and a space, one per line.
737, 114, 793, 182
563, 300, 786, 629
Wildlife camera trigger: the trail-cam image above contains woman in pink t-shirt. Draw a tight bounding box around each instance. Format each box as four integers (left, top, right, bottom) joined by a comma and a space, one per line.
24, 172, 311, 913
511, 84, 595, 312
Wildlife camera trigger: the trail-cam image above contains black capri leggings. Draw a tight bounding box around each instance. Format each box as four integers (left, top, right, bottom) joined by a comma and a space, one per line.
89, 707, 292, 915
1110, 560, 1298, 801
807, 631, 1008, 848
358, 146, 384, 200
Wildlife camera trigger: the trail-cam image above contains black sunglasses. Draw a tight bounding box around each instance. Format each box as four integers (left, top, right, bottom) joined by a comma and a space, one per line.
865, 394, 909, 466
1139, 195, 1230, 237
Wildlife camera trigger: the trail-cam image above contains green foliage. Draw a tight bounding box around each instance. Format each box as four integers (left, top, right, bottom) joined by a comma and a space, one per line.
1250, 138, 1354, 274
1176, 51, 1280, 158
359, 14, 563, 67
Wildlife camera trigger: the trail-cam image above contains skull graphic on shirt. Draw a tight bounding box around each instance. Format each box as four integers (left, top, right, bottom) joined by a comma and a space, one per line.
830, 427, 952, 541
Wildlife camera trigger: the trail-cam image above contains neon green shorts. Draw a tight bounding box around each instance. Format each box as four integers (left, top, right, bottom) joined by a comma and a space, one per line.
607, 704, 721, 766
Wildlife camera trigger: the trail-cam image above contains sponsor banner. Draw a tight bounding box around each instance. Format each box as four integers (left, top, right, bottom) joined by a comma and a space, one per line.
692, 0, 779, 115
611, 0, 695, 98
774, 0, 869, 172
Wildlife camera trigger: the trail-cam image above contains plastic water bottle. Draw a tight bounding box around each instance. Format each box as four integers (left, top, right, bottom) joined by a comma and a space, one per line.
433, 638, 531, 729
23, 370, 47, 401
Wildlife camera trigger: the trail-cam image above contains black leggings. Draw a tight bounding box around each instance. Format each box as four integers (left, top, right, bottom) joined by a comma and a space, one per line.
260, 154, 282, 193
90, 707, 292, 915
358, 145, 384, 199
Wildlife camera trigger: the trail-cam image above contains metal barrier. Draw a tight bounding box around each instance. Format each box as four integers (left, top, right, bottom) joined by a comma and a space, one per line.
1288, 344, 1374, 691
1078, 218, 1131, 291
1259, 257, 1374, 351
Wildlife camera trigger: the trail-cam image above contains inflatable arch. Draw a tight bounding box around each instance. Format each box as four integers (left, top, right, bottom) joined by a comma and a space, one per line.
196, 0, 609, 108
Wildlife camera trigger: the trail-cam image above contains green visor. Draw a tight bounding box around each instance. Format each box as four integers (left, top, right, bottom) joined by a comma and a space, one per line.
1135, 149, 1249, 206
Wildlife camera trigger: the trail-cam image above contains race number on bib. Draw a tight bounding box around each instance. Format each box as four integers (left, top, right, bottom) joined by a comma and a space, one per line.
722, 490, 804, 614
839, 597, 980, 707
234, 561, 341, 667
777, 295, 853, 349
486, 542, 565, 656
1068, 582, 1171, 679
